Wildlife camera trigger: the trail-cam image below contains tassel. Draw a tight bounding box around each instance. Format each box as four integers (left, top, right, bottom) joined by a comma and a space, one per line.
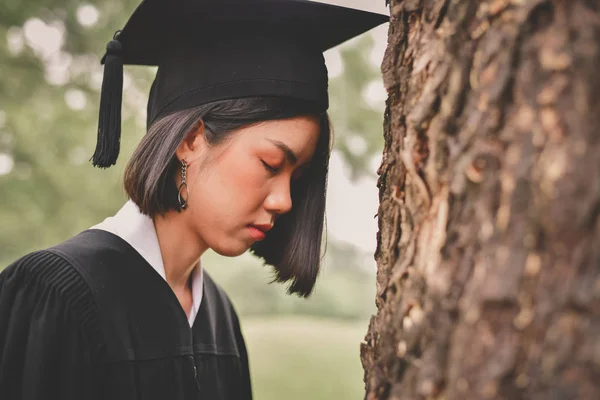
92, 34, 123, 168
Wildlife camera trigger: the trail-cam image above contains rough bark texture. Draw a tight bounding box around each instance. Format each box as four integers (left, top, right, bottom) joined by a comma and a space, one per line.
361, 1, 600, 399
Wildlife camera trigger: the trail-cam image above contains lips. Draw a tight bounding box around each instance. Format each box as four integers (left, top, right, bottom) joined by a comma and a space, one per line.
247, 224, 272, 241
250, 224, 272, 233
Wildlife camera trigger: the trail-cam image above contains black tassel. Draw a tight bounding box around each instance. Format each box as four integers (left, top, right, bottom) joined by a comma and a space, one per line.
92, 34, 123, 168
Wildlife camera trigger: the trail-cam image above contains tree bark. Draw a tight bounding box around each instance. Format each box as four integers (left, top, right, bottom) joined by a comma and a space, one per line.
361, 1, 600, 399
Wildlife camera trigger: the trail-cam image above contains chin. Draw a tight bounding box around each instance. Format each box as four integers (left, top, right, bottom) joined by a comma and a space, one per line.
210, 241, 250, 258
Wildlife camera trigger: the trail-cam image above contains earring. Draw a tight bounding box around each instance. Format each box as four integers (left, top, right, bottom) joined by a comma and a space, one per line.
178, 159, 189, 210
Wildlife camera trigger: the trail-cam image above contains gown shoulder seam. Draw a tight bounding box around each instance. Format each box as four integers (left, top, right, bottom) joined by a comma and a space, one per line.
11, 249, 104, 338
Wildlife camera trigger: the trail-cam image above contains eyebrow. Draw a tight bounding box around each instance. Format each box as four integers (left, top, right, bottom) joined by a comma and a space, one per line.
267, 139, 299, 165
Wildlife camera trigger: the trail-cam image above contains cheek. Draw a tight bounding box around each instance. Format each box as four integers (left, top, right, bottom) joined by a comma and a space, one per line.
187, 162, 269, 256
190, 158, 268, 223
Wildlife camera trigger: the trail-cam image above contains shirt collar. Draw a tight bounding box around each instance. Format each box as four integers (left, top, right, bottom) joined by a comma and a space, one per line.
91, 200, 203, 327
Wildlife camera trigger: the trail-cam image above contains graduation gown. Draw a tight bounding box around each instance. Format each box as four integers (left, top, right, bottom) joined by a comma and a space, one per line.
0, 229, 252, 399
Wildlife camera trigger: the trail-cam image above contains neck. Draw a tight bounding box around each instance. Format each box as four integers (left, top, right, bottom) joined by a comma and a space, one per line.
153, 210, 208, 290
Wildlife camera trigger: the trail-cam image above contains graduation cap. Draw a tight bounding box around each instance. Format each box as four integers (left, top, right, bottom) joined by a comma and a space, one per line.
92, 0, 389, 168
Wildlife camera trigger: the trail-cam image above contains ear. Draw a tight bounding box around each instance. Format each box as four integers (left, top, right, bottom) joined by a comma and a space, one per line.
175, 120, 207, 163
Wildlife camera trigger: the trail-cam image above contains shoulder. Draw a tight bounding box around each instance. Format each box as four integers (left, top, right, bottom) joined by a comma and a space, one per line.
0, 250, 107, 379
2, 249, 84, 297
46, 229, 148, 291
1, 229, 137, 303
1, 248, 99, 329
50, 229, 138, 267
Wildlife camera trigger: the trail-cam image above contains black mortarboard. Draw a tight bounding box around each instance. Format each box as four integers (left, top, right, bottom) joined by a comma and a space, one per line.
92, 0, 389, 168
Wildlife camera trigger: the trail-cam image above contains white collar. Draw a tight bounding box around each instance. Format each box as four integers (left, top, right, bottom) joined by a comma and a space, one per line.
91, 200, 203, 327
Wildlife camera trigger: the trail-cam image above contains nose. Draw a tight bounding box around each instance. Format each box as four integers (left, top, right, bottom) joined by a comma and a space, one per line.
264, 179, 293, 216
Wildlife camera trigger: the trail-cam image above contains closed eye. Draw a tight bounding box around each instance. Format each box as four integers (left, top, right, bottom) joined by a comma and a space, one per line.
261, 160, 280, 174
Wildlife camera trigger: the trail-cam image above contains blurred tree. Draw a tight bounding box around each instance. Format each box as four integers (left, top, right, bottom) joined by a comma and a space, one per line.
362, 1, 600, 399
0, 0, 148, 266
329, 34, 385, 180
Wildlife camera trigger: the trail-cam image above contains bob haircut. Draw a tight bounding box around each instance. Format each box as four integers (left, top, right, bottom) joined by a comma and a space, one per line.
124, 97, 331, 297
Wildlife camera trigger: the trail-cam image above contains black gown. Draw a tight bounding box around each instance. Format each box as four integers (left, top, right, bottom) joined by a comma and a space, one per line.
0, 229, 252, 399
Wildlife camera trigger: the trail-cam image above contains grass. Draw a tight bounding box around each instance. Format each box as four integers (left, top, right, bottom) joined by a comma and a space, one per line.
242, 317, 368, 400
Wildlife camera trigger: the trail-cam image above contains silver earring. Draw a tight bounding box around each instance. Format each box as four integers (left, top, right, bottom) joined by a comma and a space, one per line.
178, 159, 189, 210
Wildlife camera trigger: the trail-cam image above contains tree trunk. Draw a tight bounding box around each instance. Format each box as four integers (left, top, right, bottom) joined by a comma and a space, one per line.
361, 1, 600, 399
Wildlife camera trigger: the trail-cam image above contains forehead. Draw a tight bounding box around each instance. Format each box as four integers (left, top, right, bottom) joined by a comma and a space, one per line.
238, 116, 320, 160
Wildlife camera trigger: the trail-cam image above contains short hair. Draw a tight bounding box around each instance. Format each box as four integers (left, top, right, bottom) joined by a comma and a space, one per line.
124, 97, 331, 297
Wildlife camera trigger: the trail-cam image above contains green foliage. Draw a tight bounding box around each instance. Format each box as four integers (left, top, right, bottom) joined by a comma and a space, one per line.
328, 34, 385, 180
0, 0, 150, 265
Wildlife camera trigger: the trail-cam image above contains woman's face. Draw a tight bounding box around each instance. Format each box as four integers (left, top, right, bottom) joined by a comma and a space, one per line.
180, 115, 320, 257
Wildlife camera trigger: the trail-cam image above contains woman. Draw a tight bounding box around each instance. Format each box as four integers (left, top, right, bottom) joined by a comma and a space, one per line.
0, 0, 387, 399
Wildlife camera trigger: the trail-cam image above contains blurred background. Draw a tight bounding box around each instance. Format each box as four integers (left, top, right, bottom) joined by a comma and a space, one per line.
0, 1, 388, 398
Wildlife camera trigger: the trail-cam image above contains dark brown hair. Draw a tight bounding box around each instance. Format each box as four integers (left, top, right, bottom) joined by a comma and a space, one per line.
124, 97, 331, 297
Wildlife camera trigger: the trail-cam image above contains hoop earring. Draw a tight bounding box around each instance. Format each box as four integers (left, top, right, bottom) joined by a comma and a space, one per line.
178, 159, 189, 210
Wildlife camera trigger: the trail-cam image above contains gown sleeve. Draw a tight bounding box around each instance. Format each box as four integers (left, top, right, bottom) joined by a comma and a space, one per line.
0, 251, 105, 400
